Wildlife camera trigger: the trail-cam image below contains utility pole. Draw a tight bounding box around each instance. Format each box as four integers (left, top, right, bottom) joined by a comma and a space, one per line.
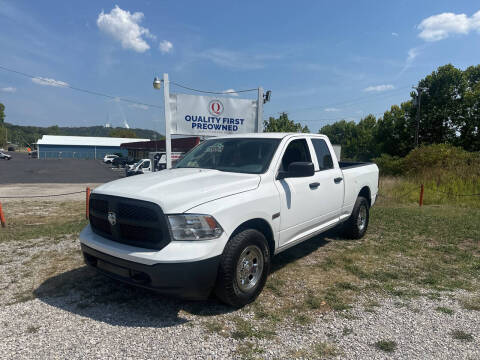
413, 86, 428, 148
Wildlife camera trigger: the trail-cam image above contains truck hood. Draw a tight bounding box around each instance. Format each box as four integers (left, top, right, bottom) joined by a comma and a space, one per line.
93, 168, 260, 213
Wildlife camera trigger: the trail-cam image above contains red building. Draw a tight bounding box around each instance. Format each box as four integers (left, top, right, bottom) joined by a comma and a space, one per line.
120, 137, 200, 160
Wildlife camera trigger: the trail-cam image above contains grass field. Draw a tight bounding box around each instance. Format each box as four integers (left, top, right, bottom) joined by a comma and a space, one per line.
0, 185, 479, 349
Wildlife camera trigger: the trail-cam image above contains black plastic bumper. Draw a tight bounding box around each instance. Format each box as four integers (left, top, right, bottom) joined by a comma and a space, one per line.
81, 244, 220, 300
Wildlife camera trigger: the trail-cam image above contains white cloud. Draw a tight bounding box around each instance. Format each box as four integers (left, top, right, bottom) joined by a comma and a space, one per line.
363, 84, 395, 92
407, 47, 420, 62
0, 87, 16, 93
129, 103, 149, 110
223, 89, 239, 96
97, 5, 154, 53
392, 32, 399, 37
200, 49, 282, 70
418, 10, 480, 41
32, 77, 69, 87
324, 107, 340, 112
159, 40, 173, 54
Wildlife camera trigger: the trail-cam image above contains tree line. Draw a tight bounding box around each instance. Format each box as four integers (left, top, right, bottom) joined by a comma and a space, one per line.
264, 64, 480, 160
0, 116, 161, 149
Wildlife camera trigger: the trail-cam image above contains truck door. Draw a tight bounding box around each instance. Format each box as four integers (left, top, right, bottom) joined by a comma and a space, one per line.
275, 138, 318, 247
309, 138, 343, 224
140, 160, 151, 173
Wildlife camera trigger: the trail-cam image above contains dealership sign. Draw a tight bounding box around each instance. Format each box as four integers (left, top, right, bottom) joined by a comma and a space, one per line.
169, 93, 259, 136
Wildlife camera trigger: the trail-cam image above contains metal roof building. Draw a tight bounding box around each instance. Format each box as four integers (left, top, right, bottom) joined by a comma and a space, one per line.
37, 135, 149, 160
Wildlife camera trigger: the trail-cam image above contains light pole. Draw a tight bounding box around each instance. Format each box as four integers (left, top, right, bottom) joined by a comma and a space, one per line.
153, 74, 172, 169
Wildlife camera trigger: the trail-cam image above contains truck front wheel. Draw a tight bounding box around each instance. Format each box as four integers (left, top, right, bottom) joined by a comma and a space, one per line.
343, 196, 369, 239
215, 229, 270, 307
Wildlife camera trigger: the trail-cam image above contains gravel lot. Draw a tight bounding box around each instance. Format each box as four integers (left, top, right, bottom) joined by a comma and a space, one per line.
0, 235, 478, 359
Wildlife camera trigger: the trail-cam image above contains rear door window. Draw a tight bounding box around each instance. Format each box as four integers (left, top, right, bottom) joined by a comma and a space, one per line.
311, 139, 334, 170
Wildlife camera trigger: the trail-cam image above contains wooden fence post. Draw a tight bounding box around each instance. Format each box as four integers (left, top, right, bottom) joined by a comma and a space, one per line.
86, 187, 91, 220
0, 202, 6, 228
419, 184, 424, 207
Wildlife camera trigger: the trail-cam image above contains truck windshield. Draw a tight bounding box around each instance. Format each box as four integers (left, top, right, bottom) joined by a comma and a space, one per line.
175, 138, 281, 174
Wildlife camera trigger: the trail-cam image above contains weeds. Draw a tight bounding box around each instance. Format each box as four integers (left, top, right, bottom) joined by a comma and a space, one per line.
204, 320, 227, 336
235, 342, 264, 360
435, 306, 454, 315
313, 342, 339, 358
450, 330, 474, 342
26, 325, 40, 334
374, 340, 397, 353
231, 317, 275, 340
460, 296, 480, 311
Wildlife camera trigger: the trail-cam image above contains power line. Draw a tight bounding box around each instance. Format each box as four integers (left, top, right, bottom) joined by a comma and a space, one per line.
266, 85, 412, 117
0, 65, 164, 110
296, 112, 386, 122
170, 81, 257, 94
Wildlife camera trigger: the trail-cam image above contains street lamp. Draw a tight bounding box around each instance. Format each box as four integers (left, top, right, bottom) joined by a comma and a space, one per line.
153, 74, 172, 169
153, 76, 162, 90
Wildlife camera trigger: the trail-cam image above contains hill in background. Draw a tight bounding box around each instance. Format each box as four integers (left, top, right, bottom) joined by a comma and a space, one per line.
3, 123, 163, 147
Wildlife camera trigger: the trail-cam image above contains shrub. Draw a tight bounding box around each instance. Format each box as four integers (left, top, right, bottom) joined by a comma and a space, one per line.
403, 144, 480, 181
373, 154, 404, 176
377, 144, 480, 207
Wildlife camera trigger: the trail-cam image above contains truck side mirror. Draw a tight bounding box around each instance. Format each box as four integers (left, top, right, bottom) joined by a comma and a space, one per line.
277, 161, 314, 180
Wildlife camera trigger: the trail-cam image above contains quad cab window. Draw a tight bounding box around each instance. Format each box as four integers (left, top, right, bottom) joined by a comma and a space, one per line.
280, 139, 312, 171
311, 138, 334, 170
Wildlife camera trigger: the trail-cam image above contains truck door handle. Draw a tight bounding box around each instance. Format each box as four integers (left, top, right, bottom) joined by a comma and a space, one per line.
309, 182, 320, 189
334, 177, 343, 184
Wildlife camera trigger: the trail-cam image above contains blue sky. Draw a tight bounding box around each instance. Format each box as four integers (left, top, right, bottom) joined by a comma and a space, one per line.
0, 0, 479, 134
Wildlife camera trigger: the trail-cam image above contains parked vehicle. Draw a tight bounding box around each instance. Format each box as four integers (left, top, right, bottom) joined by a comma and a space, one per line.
125, 158, 151, 176
0, 151, 11, 160
149, 151, 185, 171
80, 133, 379, 307
103, 154, 118, 164
112, 157, 135, 168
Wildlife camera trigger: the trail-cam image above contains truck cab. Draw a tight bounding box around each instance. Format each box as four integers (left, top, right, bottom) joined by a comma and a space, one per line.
80, 133, 378, 307
125, 158, 151, 176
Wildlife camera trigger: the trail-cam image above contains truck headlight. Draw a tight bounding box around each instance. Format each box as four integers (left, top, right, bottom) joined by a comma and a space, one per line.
167, 214, 223, 241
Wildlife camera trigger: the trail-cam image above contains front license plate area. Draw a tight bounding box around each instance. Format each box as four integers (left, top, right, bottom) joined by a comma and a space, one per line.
97, 259, 130, 278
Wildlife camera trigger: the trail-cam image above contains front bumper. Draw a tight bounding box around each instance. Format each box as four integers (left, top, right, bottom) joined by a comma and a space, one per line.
82, 244, 220, 300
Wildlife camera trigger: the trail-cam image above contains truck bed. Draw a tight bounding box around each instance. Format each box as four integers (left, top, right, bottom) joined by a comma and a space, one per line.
338, 161, 374, 169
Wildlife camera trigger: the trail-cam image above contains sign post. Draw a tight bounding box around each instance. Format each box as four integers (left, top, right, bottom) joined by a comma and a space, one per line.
156, 74, 268, 166
163, 73, 172, 169
257, 87, 263, 132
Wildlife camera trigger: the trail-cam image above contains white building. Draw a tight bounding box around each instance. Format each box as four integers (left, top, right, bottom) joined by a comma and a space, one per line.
36, 135, 149, 159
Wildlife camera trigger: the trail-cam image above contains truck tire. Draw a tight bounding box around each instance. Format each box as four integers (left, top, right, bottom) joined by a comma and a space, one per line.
215, 229, 270, 307
343, 196, 369, 239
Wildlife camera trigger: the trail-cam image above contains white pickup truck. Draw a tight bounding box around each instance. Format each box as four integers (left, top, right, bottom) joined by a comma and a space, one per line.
80, 133, 379, 306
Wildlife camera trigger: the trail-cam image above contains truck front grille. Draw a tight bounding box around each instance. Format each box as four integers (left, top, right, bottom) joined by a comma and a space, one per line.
89, 194, 170, 250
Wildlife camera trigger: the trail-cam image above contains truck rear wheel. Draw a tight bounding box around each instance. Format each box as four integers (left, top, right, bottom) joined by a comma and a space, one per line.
214, 229, 270, 307
343, 196, 369, 239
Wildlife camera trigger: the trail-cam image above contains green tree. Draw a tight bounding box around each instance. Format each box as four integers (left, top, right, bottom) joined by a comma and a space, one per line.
263, 112, 310, 133
375, 102, 415, 157
0, 103, 5, 148
109, 128, 138, 138
414, 64, 464, 145
0, 103, 5, 125
455, 65, 480, 151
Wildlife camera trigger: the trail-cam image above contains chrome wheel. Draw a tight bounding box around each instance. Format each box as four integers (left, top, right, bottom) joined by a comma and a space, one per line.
236, 245, 264, 292
357, 204, 367, 231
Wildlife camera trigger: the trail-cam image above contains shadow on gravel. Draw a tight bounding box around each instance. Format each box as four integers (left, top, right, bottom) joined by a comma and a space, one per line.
34, 228, 341, 328
34, 266, 234, 328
